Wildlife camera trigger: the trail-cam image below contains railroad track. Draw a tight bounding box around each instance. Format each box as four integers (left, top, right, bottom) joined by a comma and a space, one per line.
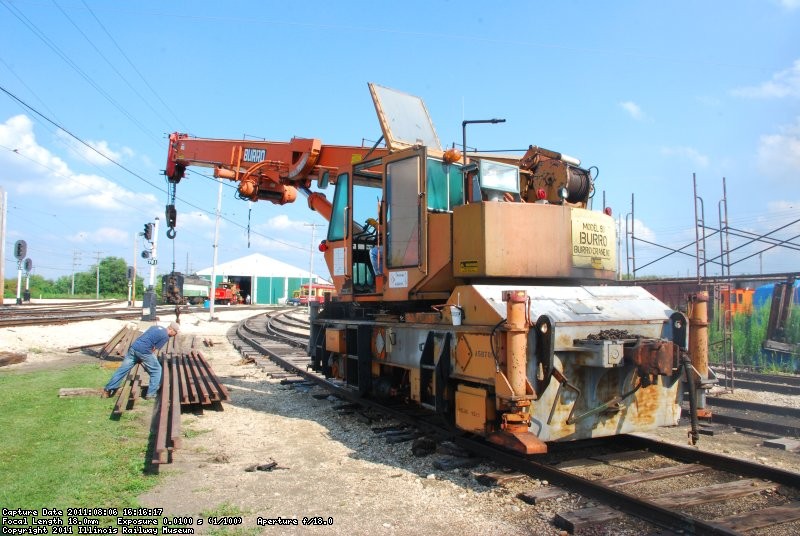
698, 396, 800, 438
230, 310, 800, 535
712, 369, 800, 396
0, 302, 180, 327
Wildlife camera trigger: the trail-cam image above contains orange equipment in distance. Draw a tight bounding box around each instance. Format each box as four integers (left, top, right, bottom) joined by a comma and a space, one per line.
719, 287, 754, 316
214, 281, 241, 305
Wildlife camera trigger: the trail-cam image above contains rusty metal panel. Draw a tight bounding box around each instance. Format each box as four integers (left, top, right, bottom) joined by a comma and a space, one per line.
624, 339, 677, 376
528, 356, 682, 442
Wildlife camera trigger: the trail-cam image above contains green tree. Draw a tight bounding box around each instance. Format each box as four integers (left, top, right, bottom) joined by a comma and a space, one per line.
97, 257, 129, 295
3, 255, 147, 299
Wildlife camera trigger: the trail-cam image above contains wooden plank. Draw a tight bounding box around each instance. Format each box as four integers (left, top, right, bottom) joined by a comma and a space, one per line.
598, 463, 709, 488
517, 487, 568, 505
66, 342, 106, 353
111, 364, 139, 416
58, 388, 104, 397
712, 502, 800, 532
651, 479, 777, 507
0, 352, 27, 367
763, 437, 800, 452
476, 471, 525, 486
555, 506, 623, 532
99, 327, 127, 358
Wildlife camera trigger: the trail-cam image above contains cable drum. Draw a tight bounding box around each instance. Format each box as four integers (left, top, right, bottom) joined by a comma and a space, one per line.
566, 166, 593, 203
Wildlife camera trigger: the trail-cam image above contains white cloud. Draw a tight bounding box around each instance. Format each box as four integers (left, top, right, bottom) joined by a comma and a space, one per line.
0, 114, 155, 211
732, 59, 800, 99
660, 146, 710, 168
626, 218, 657, 243
756, 117, 800, 180
265, 214, 295, 230
56, 130, 134, 166
619, 101, 644, 120
777, 0, 800, 9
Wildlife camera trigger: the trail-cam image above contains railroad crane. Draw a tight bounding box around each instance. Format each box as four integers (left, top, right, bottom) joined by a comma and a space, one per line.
164, 84, 693, 454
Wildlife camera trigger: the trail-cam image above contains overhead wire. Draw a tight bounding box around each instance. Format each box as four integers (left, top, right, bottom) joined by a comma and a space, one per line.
79, 0, 189, 133
0, 0, 162, 148
50, 0, 176, 136
0, 85, 325, 255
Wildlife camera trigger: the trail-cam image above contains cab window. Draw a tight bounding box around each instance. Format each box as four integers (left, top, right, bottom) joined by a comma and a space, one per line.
327, 173, 349, 241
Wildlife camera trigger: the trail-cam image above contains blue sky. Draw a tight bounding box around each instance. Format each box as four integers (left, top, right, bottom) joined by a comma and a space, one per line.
0, 1, 798, 284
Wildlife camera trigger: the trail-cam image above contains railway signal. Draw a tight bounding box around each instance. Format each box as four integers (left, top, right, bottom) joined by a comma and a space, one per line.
13, 239, 26, 260
13, 240, 28, 304
22, 258, 32, 302
142, 218, 159, 321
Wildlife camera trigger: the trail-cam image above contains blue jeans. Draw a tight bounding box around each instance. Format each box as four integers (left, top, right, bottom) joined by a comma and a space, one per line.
105, 347, 162, 398
370, 246, 383, 275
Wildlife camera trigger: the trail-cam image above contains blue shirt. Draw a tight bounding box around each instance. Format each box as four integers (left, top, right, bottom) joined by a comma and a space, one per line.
131, 325, 169, 354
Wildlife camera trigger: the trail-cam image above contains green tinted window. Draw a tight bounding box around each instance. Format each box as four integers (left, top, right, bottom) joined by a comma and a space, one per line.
327, 173, 349, 241
426, 158, 463, 211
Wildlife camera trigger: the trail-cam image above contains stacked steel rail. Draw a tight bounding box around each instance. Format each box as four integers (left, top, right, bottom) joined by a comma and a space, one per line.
99, 329, 229, 466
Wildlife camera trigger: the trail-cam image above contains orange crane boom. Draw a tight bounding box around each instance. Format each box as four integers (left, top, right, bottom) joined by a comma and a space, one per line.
165, 133, 388, 206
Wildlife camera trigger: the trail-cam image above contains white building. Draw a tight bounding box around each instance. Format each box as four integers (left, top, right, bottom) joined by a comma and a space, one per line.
197, 253, 330, 305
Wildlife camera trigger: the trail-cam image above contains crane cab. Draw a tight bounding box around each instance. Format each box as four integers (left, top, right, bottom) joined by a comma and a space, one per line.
320, 84, 615, 308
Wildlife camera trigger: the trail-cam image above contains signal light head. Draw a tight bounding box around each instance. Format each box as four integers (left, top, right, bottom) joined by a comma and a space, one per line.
604, 207, 613, 216
536, 188, 547, 200
318, 241, 328, 252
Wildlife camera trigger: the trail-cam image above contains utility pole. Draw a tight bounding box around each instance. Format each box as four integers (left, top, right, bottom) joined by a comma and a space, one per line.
303, 223, 322, 311
71, 250, 82, 295
94, 251, 103, 299
0, 188, 6, 306
131, 233, 137, 306
209, 177, 223, 321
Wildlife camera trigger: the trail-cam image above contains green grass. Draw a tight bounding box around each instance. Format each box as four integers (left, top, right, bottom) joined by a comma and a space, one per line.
0, 364, 159, 521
